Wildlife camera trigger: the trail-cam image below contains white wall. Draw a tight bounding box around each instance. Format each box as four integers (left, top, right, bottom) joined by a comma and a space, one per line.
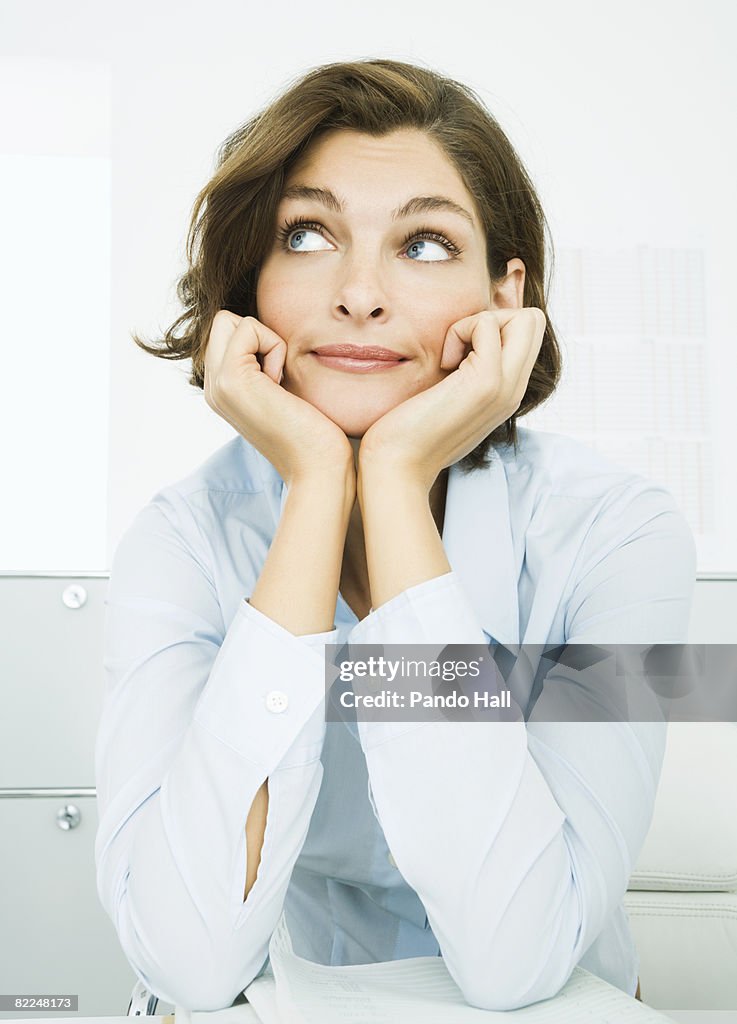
1, 0, 734, 570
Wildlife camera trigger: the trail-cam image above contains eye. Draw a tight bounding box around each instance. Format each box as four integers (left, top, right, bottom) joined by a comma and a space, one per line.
276, 219, 332, 253
404, 237, 452, 262
400, 226, 463, 262
275, 217, 463, 261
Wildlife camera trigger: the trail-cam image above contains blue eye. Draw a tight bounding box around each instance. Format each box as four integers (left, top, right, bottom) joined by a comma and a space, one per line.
282, 224, 332, 252
405, 237, 451, 262
275, 217, 463, 260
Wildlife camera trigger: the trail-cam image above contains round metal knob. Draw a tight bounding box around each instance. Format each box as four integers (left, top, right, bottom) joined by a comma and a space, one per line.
62, 584, 87, 609
56, 804, 81, 830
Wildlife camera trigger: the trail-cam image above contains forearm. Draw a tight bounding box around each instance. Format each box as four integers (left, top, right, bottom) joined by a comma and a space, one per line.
243, 779, 269, 900
243, 465, 354, 896
97, 476, 354, 1010
250, 465, 355, 634
357, 460, 450, 609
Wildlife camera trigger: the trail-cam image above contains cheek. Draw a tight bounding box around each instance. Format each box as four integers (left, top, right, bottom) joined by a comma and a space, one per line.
412, 286, 487, 355
256, 269, 304, 332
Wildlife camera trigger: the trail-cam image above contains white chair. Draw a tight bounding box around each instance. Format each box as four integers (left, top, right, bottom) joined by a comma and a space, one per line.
625, 721, 737, 1011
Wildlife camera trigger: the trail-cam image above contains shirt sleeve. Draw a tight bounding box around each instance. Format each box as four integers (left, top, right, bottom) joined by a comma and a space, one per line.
94, 487, 334, 1011
347, 480, 696, 1011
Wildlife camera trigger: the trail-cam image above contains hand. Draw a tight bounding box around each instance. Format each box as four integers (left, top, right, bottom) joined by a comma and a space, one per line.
358, 308, 546, 490
204, 312, 355, 487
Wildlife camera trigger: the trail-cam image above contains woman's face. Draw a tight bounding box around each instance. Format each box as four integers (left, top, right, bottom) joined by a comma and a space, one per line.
256, 127, 524, 437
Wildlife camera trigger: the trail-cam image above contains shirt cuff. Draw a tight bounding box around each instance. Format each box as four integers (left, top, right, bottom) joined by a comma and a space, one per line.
348, 572, 490, 750
194, 598, 335, 771
347, 570, 488, 646
245, 597, 338, 647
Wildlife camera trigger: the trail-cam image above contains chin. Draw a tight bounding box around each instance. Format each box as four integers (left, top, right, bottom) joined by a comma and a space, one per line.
324, 409, 382, 439
297, 387, 402, 438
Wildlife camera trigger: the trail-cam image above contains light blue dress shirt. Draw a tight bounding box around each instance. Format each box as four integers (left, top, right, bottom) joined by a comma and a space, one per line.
94, 426, 696, 1012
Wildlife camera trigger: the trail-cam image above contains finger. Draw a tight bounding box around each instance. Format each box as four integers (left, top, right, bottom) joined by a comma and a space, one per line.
260, 338, 287, 384
439, 323, 470, 370
441, 311, 503, 385
499, 308, 546, 395
205, 309, 242, 374
208, 312, 288, 384
254, 342, 287, 384
234, 317, 287, 384
440, 312, 491, 370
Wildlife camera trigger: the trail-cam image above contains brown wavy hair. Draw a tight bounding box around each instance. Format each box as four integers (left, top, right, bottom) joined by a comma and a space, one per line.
134, 58, 561, 472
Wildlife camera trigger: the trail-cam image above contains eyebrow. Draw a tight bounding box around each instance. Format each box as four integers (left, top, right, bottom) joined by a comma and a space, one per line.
279, 184, 475, 228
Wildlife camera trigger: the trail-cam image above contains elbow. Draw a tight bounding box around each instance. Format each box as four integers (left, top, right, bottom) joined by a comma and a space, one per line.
130, 973, 245, 1014
120, 928, 253, 1012
126, 970, 229, 1015
452, 933, 579, 1012
447, 875, 583, 1011
115, 887, 263, 1012
156, 982, 245, 1014
118, 915, 232, 1011
455, 961, 575, 1013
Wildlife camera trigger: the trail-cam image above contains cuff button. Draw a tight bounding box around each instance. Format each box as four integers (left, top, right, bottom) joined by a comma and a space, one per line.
264, 688, 288, 712
265, 690, 289, 714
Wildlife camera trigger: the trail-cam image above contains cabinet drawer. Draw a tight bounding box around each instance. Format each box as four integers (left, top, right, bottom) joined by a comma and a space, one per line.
0, 793, 139, 1017
0, 574, 109, 786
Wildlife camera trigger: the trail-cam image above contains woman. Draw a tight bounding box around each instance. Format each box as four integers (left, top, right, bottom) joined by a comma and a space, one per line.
95, 59, 695, 1012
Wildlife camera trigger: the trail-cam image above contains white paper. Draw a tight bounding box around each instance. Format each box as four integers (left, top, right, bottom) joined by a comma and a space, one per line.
237, 911, 676, 1023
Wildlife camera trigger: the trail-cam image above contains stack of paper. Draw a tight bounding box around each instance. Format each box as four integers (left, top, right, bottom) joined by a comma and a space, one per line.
175, 912, 675, 1023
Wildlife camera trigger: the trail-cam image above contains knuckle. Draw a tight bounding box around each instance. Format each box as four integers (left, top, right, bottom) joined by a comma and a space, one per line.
497, 383, 523, 417
210, 309, 232, 332
528, 307, 547, 330
511, 383, 527, 410
502, 393, 517, 415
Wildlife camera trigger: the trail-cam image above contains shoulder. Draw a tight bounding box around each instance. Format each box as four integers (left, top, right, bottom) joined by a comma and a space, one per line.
500, 426, 695, 565
500, 426, 640, 500
162, 434, 276, 503
119, 435, 278, 565
501, 429, 696, 641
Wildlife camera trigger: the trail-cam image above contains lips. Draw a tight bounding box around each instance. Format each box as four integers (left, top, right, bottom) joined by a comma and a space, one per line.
312, 344, 407, 361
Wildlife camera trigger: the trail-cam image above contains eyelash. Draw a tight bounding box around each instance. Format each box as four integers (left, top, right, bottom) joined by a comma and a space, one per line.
275, 216, 464, 259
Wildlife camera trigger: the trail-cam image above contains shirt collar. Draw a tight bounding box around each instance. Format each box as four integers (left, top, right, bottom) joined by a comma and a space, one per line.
248, 440, 520, 647
442, 452, 520, 647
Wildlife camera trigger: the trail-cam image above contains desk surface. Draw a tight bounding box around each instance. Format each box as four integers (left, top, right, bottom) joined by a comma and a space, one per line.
662, 1015, 737, 1024
3, 1011, 737, 1023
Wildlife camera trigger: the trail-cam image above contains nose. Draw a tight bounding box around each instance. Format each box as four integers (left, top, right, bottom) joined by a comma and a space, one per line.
333, 253, 388, 321
337, 300, 384, 319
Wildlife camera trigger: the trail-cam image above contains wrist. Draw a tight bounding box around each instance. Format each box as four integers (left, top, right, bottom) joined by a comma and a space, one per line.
357, 460, 430, 514
290, 461, 357, 512
358, 451, 430, 497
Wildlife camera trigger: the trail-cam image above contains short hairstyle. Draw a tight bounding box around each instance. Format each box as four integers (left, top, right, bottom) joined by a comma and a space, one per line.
134, 58, 561, 472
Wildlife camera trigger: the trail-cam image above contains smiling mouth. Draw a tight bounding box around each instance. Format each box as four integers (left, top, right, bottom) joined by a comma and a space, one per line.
312, 344, 407, 360
310, 352, 408, 373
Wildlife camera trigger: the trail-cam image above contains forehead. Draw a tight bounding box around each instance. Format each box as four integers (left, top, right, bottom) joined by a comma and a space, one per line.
283, 128, 473, 205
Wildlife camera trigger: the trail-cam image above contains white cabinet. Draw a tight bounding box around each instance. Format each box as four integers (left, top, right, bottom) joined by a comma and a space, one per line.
0, 574, 152, 1018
